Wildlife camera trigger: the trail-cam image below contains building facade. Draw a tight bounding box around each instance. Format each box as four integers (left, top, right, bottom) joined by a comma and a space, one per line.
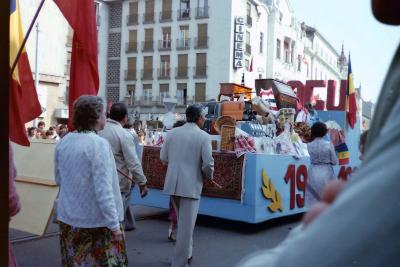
97, 0, 270, 119
20, 0, 70, 127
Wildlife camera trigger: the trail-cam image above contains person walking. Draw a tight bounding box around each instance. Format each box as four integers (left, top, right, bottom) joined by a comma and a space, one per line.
306, 121, 338, 207
160, 105, 214, 267
99, 102, 148, 231
55, 95, 127, 266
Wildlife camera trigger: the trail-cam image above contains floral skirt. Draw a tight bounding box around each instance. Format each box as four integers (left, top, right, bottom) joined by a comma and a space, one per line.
58, 221, 128, 267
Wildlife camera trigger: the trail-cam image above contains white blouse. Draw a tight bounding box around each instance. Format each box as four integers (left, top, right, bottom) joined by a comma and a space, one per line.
55, 132, 123, 231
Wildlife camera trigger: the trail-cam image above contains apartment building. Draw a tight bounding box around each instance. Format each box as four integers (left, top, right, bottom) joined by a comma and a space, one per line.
97, 0, 270, 119
264, 0, 347, 84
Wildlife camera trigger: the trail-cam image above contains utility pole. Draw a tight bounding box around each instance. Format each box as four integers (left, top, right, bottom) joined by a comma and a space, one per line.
33, 22, 40, 127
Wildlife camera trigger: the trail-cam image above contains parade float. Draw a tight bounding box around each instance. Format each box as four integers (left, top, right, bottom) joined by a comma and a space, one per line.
133, 79, 361, 223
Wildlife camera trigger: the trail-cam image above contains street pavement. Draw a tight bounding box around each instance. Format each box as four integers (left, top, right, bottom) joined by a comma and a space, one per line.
11, 206, 302, 267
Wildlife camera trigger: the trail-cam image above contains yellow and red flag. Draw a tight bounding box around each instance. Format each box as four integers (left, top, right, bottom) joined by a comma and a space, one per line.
346, 55, 357, 128
10, 0, 42, 146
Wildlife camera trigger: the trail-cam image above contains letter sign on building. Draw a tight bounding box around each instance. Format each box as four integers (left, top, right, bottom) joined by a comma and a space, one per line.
233, 16, 244, 69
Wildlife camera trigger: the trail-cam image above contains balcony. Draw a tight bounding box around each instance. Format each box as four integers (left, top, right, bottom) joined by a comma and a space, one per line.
245, 43, 251, 55
124, 70, 136, 81
196, 6, 209, 19
159, 10, 172, 22
195, 37, 208, 49
139, 96, 153, 106
141, 69, 153, 80
177, 8, 190, 20
157, 67, 171, 80
142, 41, 154, 52
193, 66, 207, 78
143, 12, 154, 24
175, 67, 188, 79
176, 38, 190, 50
246, 15, 252, 27
127, 14, 138, 25
125, 42, 137, 53
158, 39, 172, 51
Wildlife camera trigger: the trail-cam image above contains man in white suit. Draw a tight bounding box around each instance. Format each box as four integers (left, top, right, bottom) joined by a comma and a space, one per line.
160, 104, 214, 267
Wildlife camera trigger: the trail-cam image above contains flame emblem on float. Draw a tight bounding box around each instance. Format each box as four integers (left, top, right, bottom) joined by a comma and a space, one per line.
261, 169, 283, 212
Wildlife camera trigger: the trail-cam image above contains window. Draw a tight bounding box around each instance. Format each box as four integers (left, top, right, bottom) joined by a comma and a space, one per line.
177, 25, 190, 49
126, 85, 135, 106
284, 39, 290, 63
195, 83, 206, 102
160, 27, 171, 49
179, 0, 190, 20
177, 83, 187, 105
244, 59, 249, 70
245, 31, 251, 54
160, 0, 172, 21
143, 28, 154, 51
290, 42, 295, 63
143, 56, 153, 80
143, 84, 152, 101
276, 39, 281, 59
196, 0, 209, 18
126, 57, 136, 80
195, 53, 207, 77
246, 2, 252, 26
259, 32, 264, 54
128, 1, 138, 25
177, 54, 188, 78
144, 0, 154, 23
196, 23, 208, 48
159, 55, 170, 78
127, 30, 137, 52
297, 55, 301, 72
160, 84, 169, 103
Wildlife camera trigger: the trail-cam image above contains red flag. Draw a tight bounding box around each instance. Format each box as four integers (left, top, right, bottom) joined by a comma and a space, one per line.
10, 0, 42, 146
248, 56, 253, 72
54, 0, 99, 129
346, 55, 357, 128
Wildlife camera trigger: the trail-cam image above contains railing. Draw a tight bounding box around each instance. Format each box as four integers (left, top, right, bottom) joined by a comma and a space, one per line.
196, 6, 209, 19
157, 67, 171, 79
143, 12, 154, 24
159, 10, 172, 22
127, 14, 138, 25
175, 67, 188, 79
158, 39, 171, 51
245, 43, 251, 55
246, 15, 252, 26
176, 38, 190, 50
125, 42, 137, 53
139, 96, 153, 106
195, 37, 208, 49
141, 69, 154, 80
142, 41, 154, 52
124, 70, 136, 81
177, 8, 190, 20
193, 66, 207, 78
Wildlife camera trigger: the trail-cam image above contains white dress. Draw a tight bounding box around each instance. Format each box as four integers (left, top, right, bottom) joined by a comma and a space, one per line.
305, 137, 338, 207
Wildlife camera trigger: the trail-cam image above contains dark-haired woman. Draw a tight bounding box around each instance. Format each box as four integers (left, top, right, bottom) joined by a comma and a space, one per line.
55, 95, 127, 266
306, 122, 338, 208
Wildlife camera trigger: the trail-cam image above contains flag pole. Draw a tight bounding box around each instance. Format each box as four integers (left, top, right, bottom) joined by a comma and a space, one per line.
10, 0, 46, 76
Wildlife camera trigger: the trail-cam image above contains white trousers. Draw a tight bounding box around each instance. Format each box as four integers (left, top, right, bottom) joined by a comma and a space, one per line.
171, 196, 200, 267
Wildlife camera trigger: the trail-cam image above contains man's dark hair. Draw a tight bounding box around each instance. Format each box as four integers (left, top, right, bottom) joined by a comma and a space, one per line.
173, 120, 186, 128
186, 104, 204, 123
311, 121, 328, 138
38, 121, 45, 127
109, 102, 128, 122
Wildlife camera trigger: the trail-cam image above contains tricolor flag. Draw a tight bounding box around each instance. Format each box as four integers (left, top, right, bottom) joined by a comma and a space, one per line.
10, 0, 42, 146
335, 142, 350, 165
54, 0, 99, 129
346, 55, 357, 128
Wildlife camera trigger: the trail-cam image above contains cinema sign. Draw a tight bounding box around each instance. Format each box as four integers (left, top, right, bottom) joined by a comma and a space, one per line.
233, 17, 244, 69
